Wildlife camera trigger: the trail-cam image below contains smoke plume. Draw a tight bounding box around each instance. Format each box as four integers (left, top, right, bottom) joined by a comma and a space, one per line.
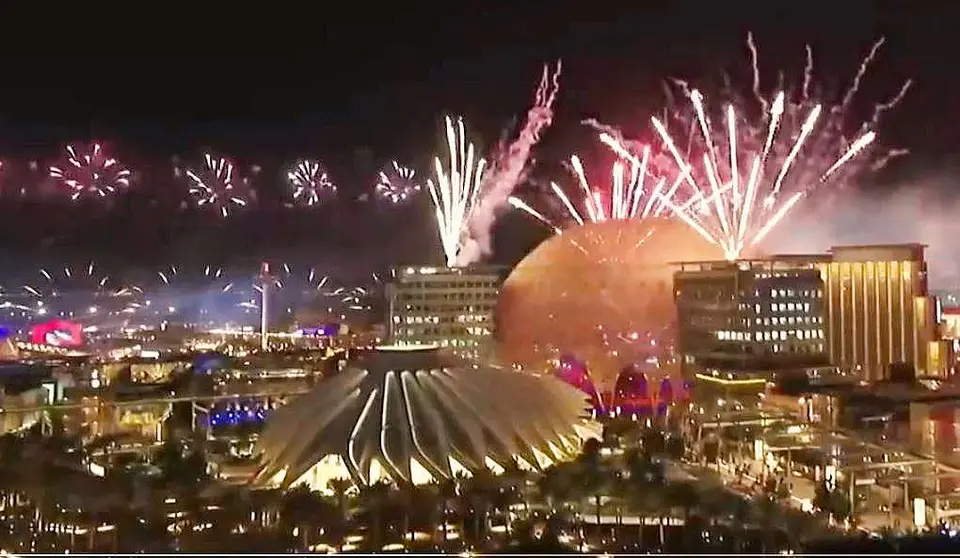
455, 62, 562, 267
765, 176, 960, 290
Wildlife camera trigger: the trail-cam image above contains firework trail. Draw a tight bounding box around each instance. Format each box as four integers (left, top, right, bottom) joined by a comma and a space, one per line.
156, 264, 235, 298
186, 154, 248, 217
274, 263, 329, 291
157, 264, 224, 286
287, 160, 335, 206
588, 35, 910, 260
427, 116, 488, 267
24, 262, 112, 299
326, 284, 369, 310
454, 61, 562, 267
49, 143, 131, 201
508, 148, 672, 234
375, 161, 420, 204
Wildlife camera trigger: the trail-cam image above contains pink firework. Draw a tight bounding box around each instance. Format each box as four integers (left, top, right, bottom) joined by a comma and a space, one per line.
287, 160, 335, 206
186, 154, 248, 217
588, 34, 910, 260
375, 161, 420, 204
49, 143, 131, 201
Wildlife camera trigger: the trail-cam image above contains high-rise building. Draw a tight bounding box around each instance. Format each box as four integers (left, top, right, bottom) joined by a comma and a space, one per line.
386, 266, 507, 359
819, 244, 943, 380
674, 244, 948, 385
674, 257, 829, 381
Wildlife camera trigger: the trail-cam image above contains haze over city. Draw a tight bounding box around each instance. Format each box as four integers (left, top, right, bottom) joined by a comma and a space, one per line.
0, 2, 958, 554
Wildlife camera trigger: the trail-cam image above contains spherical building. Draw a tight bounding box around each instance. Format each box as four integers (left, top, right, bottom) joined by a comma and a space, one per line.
252, 346, 598, 491
496, 218, 720, 390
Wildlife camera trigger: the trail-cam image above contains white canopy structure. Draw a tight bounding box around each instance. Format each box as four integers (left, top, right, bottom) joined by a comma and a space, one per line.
252, 345, 598, 491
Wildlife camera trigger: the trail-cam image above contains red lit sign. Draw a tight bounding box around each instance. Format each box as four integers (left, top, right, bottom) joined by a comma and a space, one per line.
30, 320, 83, 348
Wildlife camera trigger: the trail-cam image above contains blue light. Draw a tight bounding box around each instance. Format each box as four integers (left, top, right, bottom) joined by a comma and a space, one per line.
210, 401, 271, 427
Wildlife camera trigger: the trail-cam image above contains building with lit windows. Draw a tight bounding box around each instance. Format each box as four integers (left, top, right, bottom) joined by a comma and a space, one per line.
674, 256, 829, 382
676, 244, 949, 384
386, 266, 507, 358
819, 244, 945, 380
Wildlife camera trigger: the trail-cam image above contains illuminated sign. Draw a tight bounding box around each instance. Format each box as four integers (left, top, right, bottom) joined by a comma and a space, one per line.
300, 324, 344, 337
30, 319, 83, 348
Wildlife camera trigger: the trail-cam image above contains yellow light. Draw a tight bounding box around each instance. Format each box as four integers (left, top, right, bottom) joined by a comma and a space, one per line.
695, 373, 766, 386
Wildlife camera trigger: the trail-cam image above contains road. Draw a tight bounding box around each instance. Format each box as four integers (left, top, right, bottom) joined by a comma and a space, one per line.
1, 389, 309, 414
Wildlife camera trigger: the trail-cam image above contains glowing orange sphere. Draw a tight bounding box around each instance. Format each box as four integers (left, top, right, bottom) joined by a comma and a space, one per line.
496, 218, 721, 389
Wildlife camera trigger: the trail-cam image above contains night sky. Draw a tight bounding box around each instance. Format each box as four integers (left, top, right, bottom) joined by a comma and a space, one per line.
0, 1, 954, 281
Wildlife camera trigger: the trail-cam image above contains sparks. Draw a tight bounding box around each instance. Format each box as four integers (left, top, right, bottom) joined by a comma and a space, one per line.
186, 154, 248, 217
589, 35, 910, 260
508, 150, 667, 234
287, 160, 335, 206
275, 263, 329, 291
49, 143, 131, 201
157, 264, 223, 287
28, 262, 110, 299
455, 61, 562, 266
375, 161, 420, 204
427, 116, 487, 267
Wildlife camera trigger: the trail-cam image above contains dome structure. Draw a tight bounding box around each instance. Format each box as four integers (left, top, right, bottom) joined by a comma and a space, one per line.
496, 217, 720, 390
252, 345, 598, 491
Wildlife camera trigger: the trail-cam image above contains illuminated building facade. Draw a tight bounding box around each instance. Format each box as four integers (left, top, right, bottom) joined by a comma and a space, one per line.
253, 346, 598, 491
674, 257, 829, 380
386, 266, 506, 359
819, 244, 943, 380
910, 399, 960, 477
942, 309, 960, 339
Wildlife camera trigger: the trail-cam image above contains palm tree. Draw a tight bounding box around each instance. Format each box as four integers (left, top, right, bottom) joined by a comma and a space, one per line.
538, 465, 575, 510
728, 496, 752, 552
622, 458, 671, 551
575, 454, 612, 543
463, 469, 499, 544
398, 483, 443, 544
666, 481, 699, 523
500, 461, 530, 514
751, 494, 782, 553
358, 481, 392, 550
278, 485, 329, 550
388, 484, 415, 543
641, 428, 666, 456
436, 478, 457, 544
326, 478, 353, 549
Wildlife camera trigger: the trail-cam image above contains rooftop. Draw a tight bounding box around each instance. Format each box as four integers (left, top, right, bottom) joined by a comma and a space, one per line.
671, 254, 830, 270
828, 243, 927, 251
671, 243, 930, 269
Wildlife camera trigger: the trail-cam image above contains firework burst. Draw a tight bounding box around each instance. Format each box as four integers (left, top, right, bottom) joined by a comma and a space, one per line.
24, 262, 112, 299
156, 264, 236, 300
427, 116, 487, 267
275, 263, 329, 292
375, 161, 420, 204
186, 154, 248, 217
589, 35, 910, 260
509, 151, 668, 234
49, 143, 131, 201
287, 160, 335, 206
157, 264, 224, 287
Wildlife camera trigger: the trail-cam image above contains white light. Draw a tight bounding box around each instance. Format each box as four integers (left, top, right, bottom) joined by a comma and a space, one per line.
913, 497, 926, 528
